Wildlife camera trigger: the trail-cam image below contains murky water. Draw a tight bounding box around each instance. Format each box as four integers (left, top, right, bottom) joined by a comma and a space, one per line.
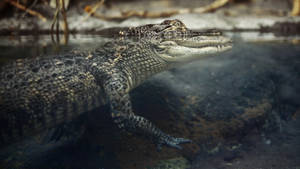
0, 34, 299, 169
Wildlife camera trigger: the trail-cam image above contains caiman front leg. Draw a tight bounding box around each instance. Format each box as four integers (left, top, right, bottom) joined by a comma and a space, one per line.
103, 72, 191, 150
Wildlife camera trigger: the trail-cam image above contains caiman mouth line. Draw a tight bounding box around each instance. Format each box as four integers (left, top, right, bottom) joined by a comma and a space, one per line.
156, 36, 233, 62
174, 36, 233, 49
160, 39, 233, 49
179, 43, 233, 49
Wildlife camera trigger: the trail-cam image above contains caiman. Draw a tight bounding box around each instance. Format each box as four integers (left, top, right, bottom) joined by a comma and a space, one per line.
0, 19, 232, 150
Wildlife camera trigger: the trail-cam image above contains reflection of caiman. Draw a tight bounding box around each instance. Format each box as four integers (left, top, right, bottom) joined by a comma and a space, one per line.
0, 20, 232, 150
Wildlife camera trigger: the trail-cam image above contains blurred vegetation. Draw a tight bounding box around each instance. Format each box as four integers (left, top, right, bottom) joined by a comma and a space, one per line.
0, 0, 298, 38
1, 0, 299, 20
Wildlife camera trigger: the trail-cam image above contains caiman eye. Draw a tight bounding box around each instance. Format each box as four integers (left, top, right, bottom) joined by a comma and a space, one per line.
173, 21, 181, 27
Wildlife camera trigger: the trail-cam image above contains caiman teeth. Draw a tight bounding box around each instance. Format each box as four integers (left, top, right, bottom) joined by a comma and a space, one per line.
182, 43, 233, 49
174, 37, 232, 49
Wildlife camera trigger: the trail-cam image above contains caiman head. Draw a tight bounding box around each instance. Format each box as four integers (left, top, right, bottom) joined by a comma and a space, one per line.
122, 19, 232, 64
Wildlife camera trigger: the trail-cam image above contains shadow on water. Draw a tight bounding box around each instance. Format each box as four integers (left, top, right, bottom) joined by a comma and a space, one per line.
0, 34, 299, 169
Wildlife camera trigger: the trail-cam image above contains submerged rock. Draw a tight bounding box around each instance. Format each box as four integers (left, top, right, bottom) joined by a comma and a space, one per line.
148, 157, 190, 169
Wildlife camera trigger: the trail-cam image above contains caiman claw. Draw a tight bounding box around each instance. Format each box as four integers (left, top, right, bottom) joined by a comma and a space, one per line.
157, 134, 192, 151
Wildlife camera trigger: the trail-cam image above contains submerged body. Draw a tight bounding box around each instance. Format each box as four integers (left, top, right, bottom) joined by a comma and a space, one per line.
0, 51, 106, 144
0, 20, 232, 150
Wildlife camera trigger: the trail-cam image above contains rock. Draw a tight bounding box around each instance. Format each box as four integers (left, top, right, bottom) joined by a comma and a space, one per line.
223, 151, 240, 162
147, 157, 191, 169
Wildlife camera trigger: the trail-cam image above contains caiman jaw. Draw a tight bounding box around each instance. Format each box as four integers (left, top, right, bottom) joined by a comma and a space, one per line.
156, 35, 232, 62
175, 35, 232, 48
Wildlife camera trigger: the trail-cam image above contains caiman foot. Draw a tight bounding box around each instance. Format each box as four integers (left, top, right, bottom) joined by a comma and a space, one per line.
157, 134, 192, 151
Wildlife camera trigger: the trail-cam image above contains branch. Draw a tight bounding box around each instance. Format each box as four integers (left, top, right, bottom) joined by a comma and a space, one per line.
193, 0, 230, 13
291, 0, 300, 16
5, 0, 47, 22
81, 0, 105, 23
82, 0, 230, 22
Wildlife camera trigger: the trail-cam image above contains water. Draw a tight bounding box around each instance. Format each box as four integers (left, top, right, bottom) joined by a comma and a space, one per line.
0, 34, 299, 169
0, 35, 108, 63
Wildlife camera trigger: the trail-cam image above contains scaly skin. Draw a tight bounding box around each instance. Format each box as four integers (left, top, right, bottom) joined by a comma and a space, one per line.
0, 19, 232, 150
119, 19, 222, 39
